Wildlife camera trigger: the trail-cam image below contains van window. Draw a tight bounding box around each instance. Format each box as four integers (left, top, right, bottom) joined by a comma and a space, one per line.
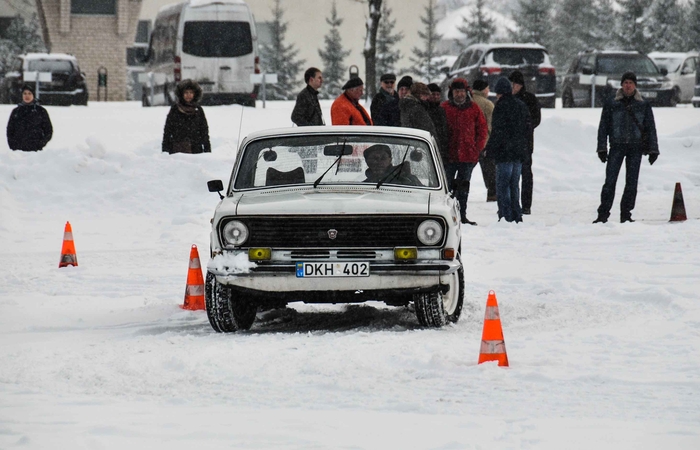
458, 50, 473, 69
597, 55, 658, 75
468, 49, 483, 66
183, 21, 253, 57
27, 60, 73, 73
490, 48, 546, 66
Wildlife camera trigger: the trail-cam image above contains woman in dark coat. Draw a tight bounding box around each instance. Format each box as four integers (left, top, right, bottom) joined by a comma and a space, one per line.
6, 84, 53, 152
162, 79, 211, 154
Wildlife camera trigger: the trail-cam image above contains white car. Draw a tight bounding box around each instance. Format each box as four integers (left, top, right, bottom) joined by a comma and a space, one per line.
205, 126, 464, 332
648, 51, 699, 105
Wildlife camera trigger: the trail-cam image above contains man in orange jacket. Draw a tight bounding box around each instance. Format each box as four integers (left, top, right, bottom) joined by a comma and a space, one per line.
331, 77, 373, 126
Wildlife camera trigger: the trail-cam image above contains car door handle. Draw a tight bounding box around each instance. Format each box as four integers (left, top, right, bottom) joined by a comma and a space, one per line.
220, 66, 231, 70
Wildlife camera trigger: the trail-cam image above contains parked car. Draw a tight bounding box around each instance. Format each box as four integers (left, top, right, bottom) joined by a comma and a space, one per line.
439, 43, 556, 108
648, 51, 699, 105
1, 53, 88, 106
205, 126, 464, 332
561, 50, 675, 107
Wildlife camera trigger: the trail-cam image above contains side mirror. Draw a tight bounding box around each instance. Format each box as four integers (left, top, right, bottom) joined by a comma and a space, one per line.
581, 67, 593, 75
660, 68, 668, 76
440, 66, 450, 75
208, 180, 224, 199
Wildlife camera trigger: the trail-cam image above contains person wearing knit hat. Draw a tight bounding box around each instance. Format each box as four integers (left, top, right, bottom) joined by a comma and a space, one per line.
482, 76, 531, 223
593, 71, 659, 224
331, 77, 372, 126
508, 70, 540, 215
6, 83, 53, 151
397, 76, 413, 97
399, 82, 438, 142
440, 77, 488, 225
371, 73, 398, 125
471, 79, 496, 202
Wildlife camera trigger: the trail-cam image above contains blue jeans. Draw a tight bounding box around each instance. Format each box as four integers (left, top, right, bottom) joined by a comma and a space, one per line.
597, 145, 643, 220
445, 162, 477, 218
496, 162, 522, 222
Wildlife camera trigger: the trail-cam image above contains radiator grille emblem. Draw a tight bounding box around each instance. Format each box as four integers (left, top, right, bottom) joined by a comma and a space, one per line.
328, 229, 338, 239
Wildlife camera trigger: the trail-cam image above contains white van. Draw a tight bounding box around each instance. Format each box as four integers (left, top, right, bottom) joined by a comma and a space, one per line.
141, 0, 259, 107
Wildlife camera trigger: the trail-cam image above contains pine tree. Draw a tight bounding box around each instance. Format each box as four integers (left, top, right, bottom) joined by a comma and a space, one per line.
410, 0, 445, 83
0, 14, 45, 77
510, 0, 554, 48
692, 0, 700, 51
375, 2, 403, 78
457, 0, 496, 47
615, 0, 654, 53
259, 0, 305, 100
645, 0, 686, 51
318, 1, 351, 99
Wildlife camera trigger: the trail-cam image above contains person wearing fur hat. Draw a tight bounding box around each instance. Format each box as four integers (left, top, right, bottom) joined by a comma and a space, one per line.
331, 77, 372, 126
6, 84, 53, 152
593, 71, 659, 224
483, 77, 531, 223
399, 82, 438, 138
508, 70, 540, 215
471, 79, 496, 202
440, 77, 488, 225
162, 79, 211, 154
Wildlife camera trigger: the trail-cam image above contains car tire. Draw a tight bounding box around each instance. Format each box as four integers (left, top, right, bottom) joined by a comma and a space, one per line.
562, 90, 574, 108
205, 271, 258, 332
414, 259, 464, 327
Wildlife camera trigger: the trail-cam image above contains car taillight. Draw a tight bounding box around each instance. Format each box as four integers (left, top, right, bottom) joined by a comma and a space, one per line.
481, 66, 501, 76
254, 56, 260, 74
539, 67, 556, 76
174, 56, 181, 82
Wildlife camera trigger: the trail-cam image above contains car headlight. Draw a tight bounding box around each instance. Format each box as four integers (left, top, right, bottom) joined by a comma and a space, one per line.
607, 79, 621, 89
417, 219, 443, 246
222, 220, 249, 246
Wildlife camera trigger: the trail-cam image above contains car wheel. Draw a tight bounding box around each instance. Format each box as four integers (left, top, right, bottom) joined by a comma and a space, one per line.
413, 258, 464, 327
562, 90, 574, 108
205, 272, 258, 332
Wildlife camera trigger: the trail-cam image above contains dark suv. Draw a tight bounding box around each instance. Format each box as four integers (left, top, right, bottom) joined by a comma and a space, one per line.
1, 53, 88, 106
561, 50, 674, 107
439, 43, 556, 108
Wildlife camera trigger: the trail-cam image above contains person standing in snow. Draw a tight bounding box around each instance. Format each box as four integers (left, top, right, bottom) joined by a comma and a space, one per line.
441, 78, 488, 225
330, 77, 372, 126
426, 83, 450, 163
375, 75, 412, 127
162, 79, 211, 154
291, 67, 324, 126
593, 72, 659, 224
483, 77, 531, 223
399, 82, 437, 138
509, 70, 540, 215
370, 73, 397, 124
471, 79, 496, 202
6, 84, 53, 152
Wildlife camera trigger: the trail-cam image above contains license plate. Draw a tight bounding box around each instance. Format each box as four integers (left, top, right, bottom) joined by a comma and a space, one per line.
640, 91, 657, 98
296, 262, 369, 278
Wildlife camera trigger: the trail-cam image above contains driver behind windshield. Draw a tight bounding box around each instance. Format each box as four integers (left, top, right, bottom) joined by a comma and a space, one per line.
362, 144, 422, 186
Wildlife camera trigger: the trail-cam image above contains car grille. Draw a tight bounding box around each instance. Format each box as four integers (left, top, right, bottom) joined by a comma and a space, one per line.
226, 215, 444, 248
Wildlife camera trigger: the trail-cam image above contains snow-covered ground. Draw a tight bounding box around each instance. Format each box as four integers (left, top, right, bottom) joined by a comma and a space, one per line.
1, 99, 699, 449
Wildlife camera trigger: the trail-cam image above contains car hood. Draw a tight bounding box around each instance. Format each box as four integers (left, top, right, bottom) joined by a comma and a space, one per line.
233, 187, 434, 216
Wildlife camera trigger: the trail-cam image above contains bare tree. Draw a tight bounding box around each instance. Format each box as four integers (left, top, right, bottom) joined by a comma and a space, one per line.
354, 0, 383, 98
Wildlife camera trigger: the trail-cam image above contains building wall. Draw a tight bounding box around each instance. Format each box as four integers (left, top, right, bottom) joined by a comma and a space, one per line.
35, 0, 143, 101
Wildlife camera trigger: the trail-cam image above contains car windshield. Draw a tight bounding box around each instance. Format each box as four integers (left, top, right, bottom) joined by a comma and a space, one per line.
651, 57, 683, 73
183, 21, 253, 57
27, 60, 73, 72
597, 55, 659, 75
487, 48, 546, 66
233, 134, 440, 190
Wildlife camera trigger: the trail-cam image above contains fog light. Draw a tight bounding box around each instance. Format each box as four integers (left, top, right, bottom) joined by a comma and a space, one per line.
442, 248, 455, 260
248, 247, 271, 261
394, 247, 417, 260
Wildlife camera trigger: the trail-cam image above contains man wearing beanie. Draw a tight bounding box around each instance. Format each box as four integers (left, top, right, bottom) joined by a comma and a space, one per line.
399, 82, 438, 138
471, 79, 496, 202
483, 77, 531, 223
508, 70, 540, 215
440, 77, 488, 225
370, 73, 397, 124
331, 77, 372, 126
375, 75, 412, 126
426, 83, 450, 161
6, 84, 53, 152
593, 71, 659, 224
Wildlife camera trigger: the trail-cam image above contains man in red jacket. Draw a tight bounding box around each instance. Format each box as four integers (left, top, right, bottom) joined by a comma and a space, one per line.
441, 78, 488, 225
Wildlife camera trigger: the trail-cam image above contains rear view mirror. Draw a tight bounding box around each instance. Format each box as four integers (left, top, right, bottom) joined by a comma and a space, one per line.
262, 149, 277, 161
410, 149, 423, 162
323, 144, 353, 156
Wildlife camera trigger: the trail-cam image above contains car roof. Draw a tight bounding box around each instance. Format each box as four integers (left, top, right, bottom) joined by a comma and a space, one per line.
22, 53, 78, 61
240, 126, 434, 147
465, 43, 547, 51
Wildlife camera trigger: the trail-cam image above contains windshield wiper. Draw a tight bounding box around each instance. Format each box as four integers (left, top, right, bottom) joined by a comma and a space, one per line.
376, 145, 410, 189
313, 140, 347, 188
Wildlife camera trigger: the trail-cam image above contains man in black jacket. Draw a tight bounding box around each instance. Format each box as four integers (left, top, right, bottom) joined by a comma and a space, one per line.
370, 73, 397, 124
509, 70, 540, 215
291, 67, 324, 126
594, 72, 659, 224
6, 84, 53, 152
426, 83, 450, 162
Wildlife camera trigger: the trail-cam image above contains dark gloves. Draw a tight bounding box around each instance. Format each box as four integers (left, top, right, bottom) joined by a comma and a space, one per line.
649, 154, 658, 165
598, 151, 607, 163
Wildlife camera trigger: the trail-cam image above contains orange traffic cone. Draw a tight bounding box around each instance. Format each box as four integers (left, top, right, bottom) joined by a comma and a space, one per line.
58, 221, 78, 268
181, 244, 205, 310
478, 290, 509, 367
670, 182, 687, 222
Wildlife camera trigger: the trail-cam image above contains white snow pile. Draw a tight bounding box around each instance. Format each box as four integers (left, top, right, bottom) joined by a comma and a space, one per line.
0, 99, 699, 449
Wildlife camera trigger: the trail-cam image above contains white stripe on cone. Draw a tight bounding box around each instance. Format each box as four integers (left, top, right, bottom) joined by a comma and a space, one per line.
480, 340, 506, 354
